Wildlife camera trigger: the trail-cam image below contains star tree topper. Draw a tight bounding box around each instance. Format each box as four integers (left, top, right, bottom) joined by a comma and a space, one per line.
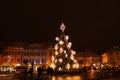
60, 22, 66, 32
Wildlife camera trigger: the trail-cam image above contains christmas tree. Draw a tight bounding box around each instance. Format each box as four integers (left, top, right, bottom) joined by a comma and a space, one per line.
51, 23, 79, 71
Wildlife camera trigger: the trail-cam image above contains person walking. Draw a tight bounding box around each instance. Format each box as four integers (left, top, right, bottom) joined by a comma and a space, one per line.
37, 67, 42, 77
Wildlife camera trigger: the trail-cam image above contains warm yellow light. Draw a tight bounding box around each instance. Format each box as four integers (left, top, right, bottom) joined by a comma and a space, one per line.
50, 63, 56, 69
66, 63, 70, 70
59, 40, 64, 45
59, 58, 63, 63
16, 64, 20, 66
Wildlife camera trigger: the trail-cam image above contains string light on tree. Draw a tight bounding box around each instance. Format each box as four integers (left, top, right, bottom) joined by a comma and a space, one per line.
66, 63, 70, 70
50, 22, 79, 71
65, 35, 69, 40
59, 58, 63, 63
55, 51, 58, 55
55, 44, 58, 50
55, 37, 59, 41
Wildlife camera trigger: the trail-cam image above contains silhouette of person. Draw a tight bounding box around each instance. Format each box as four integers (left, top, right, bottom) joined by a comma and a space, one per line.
29, 67, 33, 76
49, 67, 53, 78
37, 67, 42, 77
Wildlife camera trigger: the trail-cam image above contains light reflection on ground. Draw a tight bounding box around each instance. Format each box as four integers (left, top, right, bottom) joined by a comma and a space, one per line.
52, 75, 82, 80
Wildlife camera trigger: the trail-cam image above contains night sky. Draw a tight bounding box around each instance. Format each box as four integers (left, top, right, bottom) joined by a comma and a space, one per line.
0, 0, 120, 53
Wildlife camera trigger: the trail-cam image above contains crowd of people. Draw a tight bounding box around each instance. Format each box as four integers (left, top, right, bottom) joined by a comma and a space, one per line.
26, 66, 53, 78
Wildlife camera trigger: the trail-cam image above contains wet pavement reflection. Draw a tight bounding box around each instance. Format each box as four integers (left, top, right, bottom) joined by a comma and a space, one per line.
1, 71, 120, 80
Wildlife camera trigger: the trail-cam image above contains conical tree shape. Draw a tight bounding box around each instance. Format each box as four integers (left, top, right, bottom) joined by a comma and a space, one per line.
51, 23, 79, 71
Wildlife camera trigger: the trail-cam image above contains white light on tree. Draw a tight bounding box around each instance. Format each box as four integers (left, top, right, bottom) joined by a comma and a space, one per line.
55, 59, 57, 63
70, 55, 74, 60
74, 60, 77, 63
59, 47, 63, 53
50, 63, 56, 69
64, 50, 66, 53
76, 63, 79, 69
66, 63, 70, 70
51, 56, 55, 62
55, 51, 58, 55
59, 58, 63, 63
59, 40, 64, 45
55, 37, 59, 41
67, 42, 72, 48
55, 44, 58, 50
72, 64, 76, 69
59, 67, 63, 71
65, 35, 69, 40
65, 54, 68, 58
72, 50, 76, 55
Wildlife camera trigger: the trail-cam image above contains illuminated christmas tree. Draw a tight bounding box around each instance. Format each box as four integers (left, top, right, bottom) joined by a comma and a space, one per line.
51, 23, 79, 71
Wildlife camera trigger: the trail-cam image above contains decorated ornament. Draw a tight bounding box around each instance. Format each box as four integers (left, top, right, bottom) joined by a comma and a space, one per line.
55, 44, 58, 50
59, 47, 63, 53
64, 50, 66, 53
55, 51, 58, 55
55, 59, 57, 63
59, 67, 63, 71
66, 63, 70, 70
51, 56, 55, 62
65, 35, 69, 40
60, 22, 65, 32
59, 58, 63, 63
55, 37, 59, 41
65, 54, 68, 58
59, 40, 64, 45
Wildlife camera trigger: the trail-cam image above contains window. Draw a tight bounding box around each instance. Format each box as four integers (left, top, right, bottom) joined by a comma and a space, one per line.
18, 51, 20, 55
24, 52, 26, 56
110, 53, 112, 55
30, 52, 31, 56
33, 53, 34, 56
36, 52, 37, 56
5, 52, 8, 55
27, 52, 28, 56
12, 51, 14, 55
44, 52, 46, 56
42, 52, 43, 56
11, 58, 14, 62
17, 58, 20, 62
42, 59, 46, 64
38, 52, 40, 56
49, 51, 52, 56
5, 58, 7, 62
116, 52, 119, 55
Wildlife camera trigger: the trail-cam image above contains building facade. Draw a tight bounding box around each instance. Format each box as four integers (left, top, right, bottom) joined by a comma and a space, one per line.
1, 47, 24, 67
22, 43, 52, 71
101, 46, 120, 67
75, 50, 101, 69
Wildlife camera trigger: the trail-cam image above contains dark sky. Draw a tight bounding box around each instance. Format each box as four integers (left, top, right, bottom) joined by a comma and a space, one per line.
0, 0, 120, 53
